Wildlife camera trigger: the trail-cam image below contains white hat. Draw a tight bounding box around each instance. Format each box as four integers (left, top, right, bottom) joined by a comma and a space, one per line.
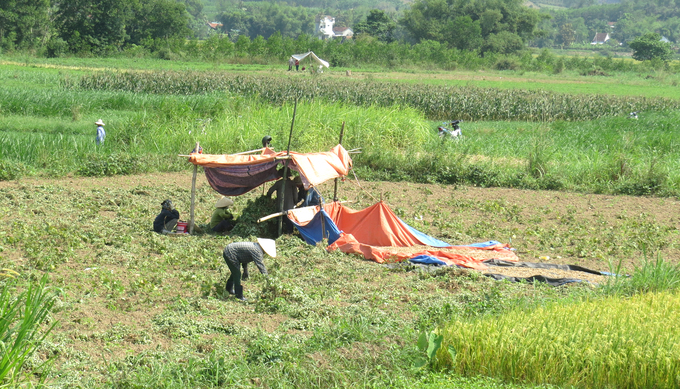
215, 196, 234, 208
257, 238, 277, 258
95, 119, 105, 126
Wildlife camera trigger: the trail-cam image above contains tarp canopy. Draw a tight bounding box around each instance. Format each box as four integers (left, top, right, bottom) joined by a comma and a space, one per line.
189, 145, 352, 196
288, 201, 518, 270
291, 51, 330, 68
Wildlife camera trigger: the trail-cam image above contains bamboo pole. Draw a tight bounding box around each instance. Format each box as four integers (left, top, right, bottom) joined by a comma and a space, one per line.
189, 142, 199, 235
258, 201, 353, 223
333, 121, 345, 202
278, 99, 298, 237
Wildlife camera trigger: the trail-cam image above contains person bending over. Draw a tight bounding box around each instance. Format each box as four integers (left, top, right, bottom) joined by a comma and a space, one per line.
222, 238, 276, 301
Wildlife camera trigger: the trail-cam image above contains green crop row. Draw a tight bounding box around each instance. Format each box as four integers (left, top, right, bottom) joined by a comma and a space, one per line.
69, 71, 680, 121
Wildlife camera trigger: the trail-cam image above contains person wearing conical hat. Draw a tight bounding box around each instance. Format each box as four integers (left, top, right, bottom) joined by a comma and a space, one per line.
210, 196, 236, 233
222, 238, 276, 301
95, 119, 106, 145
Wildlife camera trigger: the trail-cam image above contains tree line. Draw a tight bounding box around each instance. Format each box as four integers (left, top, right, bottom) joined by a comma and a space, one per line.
0, 0, 675, 63
0, 0, 200, 55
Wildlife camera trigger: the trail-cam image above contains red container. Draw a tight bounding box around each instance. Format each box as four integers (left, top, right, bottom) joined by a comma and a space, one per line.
176, 221, 188, 234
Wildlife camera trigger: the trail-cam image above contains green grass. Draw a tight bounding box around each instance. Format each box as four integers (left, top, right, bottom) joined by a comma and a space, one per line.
3, 62, 680, 197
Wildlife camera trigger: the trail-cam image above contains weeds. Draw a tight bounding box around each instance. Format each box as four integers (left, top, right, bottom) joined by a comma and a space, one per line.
0, 276, 58, 387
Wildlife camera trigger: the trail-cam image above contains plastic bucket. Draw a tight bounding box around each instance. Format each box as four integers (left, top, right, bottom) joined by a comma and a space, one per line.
176, 221, 188, 234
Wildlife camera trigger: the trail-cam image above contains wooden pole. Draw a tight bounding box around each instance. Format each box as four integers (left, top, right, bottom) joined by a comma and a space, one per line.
333, 121, 345, 202
278, 99, 298, 237
189, 142, 199, 235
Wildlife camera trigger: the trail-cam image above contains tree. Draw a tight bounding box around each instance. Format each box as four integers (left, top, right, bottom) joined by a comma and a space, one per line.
54, 0, 131, 53
446, 16, 483, 51
400, 0, 547, 54
628, 32, 673, 61
126, 0, 192, 46
0, 0, 50, 49
353, 9, 397, 43
557, 23, 576, 47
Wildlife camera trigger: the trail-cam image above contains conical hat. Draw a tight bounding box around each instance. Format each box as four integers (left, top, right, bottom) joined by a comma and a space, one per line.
257, 238, 277, 258
215, 196, 234, 208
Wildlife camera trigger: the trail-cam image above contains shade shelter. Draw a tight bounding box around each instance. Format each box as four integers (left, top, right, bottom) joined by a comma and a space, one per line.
291, 51, 330, 69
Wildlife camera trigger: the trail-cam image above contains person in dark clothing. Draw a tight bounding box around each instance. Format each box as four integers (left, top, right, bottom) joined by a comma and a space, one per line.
262, 135, 272, 148
222, 238, 276, 301
266, 171, 299, 233
153, 199, 180, 234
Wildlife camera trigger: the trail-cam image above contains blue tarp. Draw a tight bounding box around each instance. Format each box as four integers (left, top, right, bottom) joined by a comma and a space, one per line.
292, 209, 342, 246
400, 218, 452, 248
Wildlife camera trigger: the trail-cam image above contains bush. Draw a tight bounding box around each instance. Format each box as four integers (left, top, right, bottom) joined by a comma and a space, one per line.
45, 37, 68, 58
77, 153, 142, 177
494, 58, 519, 71
0, 159, 30, 181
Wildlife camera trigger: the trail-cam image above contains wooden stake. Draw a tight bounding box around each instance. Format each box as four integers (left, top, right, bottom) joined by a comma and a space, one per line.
333, 121, 345, 202
278, 99, 298, 237
189, 142, 199, 235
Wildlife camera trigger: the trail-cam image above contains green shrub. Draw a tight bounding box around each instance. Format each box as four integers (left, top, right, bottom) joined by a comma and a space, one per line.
77, 153, 142, 177
0, 159, 30, 181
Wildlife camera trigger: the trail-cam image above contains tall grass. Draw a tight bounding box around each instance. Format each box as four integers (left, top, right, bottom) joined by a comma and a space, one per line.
0, 276, 57, 387
438, 291, 680, 388
603, 256, 680, 296
4, 67, 680, 196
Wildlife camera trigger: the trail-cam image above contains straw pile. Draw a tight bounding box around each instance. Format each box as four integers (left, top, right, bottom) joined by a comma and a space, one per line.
377, 244, 607, 284
373, 244, 518, 261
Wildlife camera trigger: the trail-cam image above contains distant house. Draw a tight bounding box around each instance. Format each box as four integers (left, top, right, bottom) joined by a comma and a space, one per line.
207, 22, 223, 30
607, 22, 616, 29
318, 16, 335, 39
317, 15, 353, 40
591, 32, 610, 44
333, 27, 353, 38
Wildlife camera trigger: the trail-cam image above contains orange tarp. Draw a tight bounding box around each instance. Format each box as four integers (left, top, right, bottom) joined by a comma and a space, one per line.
328, 234, 513, 270
323, 201, 423, 247
322, 201, 518, 269
189, 144, 352, 189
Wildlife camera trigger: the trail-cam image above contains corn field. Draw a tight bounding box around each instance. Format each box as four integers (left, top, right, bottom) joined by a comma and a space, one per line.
69, 71, 680, 122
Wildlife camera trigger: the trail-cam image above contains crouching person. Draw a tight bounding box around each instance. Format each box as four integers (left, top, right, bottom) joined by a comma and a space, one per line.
222, 238, 276, 301
153, 199, 180, 234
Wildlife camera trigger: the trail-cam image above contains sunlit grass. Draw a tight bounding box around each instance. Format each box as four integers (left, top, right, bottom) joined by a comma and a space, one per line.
440, 290, 680, 388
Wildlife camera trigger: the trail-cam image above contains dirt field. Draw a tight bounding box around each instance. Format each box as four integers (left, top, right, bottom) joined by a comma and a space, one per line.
4, 171, 678, 273
4, 171, 679, 383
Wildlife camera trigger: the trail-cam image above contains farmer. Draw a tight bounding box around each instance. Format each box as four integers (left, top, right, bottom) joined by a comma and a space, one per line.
295, 59, 299, 71
262, 135, 273, 148
153, 199, 180, 234
95, 119, 106, 145
223, 238, 276, 301
210, 196, 236, 233
266, 170, 299, 233
288, 57, 294, 71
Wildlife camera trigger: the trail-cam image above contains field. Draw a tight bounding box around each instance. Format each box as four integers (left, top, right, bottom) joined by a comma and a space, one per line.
2, 55, 680, 388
